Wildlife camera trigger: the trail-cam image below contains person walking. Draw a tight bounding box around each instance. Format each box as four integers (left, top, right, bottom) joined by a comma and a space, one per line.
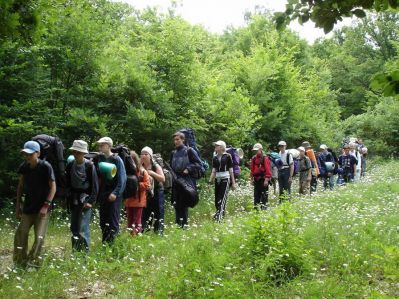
141, 146, 166, 235
319, 144, 335, 190
14, 141, 56, 268
297, 147, 312, 195
208, 140, 236, 221
65, 140, 99, 252
250, 143, 271, 209
97, 137, 126, 243
170, 131, 202, 228
338, 144, 357, 183
277, 141, 294, 201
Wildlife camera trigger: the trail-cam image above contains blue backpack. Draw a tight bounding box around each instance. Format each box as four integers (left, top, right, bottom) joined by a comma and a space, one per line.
179, 128, 207, 177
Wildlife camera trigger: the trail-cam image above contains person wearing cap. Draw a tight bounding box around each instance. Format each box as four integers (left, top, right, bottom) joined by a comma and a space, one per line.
208, 140, 236, 221
141, 146, 166, 234
318, 144, 335, 190
297, 147, 312, 195
277, 141, 294, 200
97, 137, 127, 243
250, 143, 271, 209
349, 142, 362, 182
338, 144, 357, 183
301, 141, 320, 193
65, 140, 99, 251
14, 140, 56, 268
170, 131, 202, 228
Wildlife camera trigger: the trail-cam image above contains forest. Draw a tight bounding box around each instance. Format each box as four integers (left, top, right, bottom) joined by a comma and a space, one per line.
1, 0, 399, 198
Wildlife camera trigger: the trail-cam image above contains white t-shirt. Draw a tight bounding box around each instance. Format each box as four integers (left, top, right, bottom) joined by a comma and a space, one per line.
279, 151, 294, 168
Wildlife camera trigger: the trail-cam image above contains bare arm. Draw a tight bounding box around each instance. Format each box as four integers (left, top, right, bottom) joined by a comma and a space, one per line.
16, 175, 24, 219
148, 165, 165, 184
208, 168, 216, 184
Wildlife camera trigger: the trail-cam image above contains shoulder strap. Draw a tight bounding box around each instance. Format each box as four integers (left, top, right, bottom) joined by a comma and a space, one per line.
286, 153, 291, 165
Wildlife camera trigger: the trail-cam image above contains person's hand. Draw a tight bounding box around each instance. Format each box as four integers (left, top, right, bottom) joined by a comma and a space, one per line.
84, 202, 92, 209
39, 205, 48, 217
288, 176, 293, 183
183, 169, 189, 175
148, 170, 155, 177
250, 179, 254, 186
263, 179, 269, 187
108, 193, 116, 202
231, 183, 236, 191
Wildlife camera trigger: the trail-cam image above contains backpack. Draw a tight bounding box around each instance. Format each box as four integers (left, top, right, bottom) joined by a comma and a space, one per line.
65, 159, 95, 204
111, 145, 138, 198
179, 128, 207, 177
32, 134, 66, 199
152, 153, 173, 192
226, 146, 241, 177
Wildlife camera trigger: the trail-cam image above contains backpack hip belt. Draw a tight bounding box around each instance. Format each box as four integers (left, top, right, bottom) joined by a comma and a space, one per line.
215, 171, 229, 179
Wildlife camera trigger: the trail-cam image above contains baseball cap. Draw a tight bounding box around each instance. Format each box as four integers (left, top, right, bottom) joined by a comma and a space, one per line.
69, 140, 89, 154
97, 137, 113, 147
213, 140, 226, 148
21, 141, 40, 154
141, 146, 153, 157
277, 141, 287, 146
320, 144, 327, 150
297, 146, 306, 152
252, 143, 263, 151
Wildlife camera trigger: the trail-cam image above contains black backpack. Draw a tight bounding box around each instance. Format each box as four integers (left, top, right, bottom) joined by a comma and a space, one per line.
111, 145, 138, 198
32, 134, 66, 199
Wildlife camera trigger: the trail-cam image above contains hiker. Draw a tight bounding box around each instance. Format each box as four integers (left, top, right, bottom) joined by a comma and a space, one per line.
170, 131, 202, 228
338, 144, 357, 183
208, 141, 236, 221
97, 137, 126, 243
319, 144, 335, 190
250, 143, 271, 209
124, 151, 151, 235
14, 141, 56, 268
302, 141, 319, 193
65, 140, 99, 252
297, 146, 312, 195
358, 139, 367, 177
349, 142, 362, 182
141, 146, 166, 234
277, 141, 294, 200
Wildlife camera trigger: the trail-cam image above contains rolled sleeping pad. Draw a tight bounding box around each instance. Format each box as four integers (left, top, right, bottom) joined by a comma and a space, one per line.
99, 162, 117, 180
325, 161, 335, 172
67, 155, 117, 180
287, 148, 300, 159
306, 149, 320, 176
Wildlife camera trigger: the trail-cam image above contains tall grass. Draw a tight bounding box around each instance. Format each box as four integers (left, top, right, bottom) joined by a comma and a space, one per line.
0, 160, 398, 298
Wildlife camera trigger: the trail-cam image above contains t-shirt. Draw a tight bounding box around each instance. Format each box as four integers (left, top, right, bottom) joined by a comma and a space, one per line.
70, 161, 89, 190
18, 159, 55, 214
279, 151, 294, 168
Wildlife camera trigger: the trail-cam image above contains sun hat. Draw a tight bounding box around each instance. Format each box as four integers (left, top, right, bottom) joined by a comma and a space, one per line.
69, 140, 89, 154
278, 141, 287, 146
213, 140, 227, 148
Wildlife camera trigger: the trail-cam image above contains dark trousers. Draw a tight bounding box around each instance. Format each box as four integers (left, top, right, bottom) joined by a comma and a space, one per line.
70, 203, 92, 252
172, 183, 190, 228
142, 189, 165, 233
253, 178, 268, 210
99, 192, 121, 243
278, 168, 291, 200
214, 177, 230, 221
310, 175, 317, 193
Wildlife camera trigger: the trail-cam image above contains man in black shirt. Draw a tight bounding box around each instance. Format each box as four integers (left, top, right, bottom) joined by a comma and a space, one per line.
14, 141, 56, 268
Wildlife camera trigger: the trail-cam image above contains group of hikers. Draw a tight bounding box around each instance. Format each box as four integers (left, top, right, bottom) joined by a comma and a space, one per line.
13, 131, 367, 269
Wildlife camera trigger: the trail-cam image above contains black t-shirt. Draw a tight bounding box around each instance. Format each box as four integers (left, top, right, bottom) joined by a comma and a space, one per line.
212, 153, 233, 173
18, 160, 55, 214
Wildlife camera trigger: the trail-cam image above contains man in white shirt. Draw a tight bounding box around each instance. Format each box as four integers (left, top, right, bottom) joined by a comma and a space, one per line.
277, 141, 294, 201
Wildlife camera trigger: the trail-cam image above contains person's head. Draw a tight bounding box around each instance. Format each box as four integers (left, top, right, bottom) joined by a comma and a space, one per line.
358, 138, 363, 144
252, 143, 263, 155
298, 146, 306, 157
97, 137, 113, 154
69, 140, 88, 161
278, 141, 287, 152
172, 132, 185, 148
130, 150, 140, 169
349, 142, 356, 151
140, 146, 153, 164
213, 140, 226, 154
302, 141, 311, 149
343, 144, 350, 154
320, 144, 328, 153
21, 141, 40, 164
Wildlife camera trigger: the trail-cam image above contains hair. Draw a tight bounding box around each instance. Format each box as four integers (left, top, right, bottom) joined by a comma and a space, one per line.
172, 131, 185, 141
130, 151, 143, 172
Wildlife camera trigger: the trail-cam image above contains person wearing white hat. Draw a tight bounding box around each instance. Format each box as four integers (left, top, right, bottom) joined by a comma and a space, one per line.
96, 137, 127, 243
277, 141, 294, 200
66, 140, 99, 252
349, 142, 362, 182
297, 146, 312, 195
141, 146, 166, 234
14, 140, 56, 268
319, 144, 336, 190
250, 143, 272, 210
208, 140, 236, 221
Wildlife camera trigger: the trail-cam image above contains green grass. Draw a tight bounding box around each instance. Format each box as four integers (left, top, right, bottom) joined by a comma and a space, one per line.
0, 160, 398, 298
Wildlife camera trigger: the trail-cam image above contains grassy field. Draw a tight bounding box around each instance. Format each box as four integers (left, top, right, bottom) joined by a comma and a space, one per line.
0, 160, 398, 298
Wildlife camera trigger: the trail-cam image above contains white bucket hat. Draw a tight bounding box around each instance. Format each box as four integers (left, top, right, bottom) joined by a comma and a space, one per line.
69, 140, 89, 154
